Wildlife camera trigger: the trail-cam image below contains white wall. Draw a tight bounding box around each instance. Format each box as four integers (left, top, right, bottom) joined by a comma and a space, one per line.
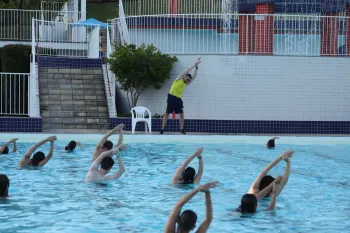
132, 55, 350, 121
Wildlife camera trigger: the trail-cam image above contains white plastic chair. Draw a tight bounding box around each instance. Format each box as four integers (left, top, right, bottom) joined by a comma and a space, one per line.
131, 106, 152, 134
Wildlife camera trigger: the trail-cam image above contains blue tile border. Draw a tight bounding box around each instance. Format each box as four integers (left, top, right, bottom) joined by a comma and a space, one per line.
38, 56, 104, 69
110, 118, 350, 134
0, 118, 42, 132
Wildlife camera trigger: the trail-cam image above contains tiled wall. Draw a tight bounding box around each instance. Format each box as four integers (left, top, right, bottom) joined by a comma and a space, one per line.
110, 118, 350, 134
38, 56, 103, 69
0, 118, 42, 132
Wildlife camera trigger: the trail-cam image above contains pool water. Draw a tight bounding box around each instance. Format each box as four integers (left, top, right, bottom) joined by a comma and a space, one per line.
0, 135, 349, 233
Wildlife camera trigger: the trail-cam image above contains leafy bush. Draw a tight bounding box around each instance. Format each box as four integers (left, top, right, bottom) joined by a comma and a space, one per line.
0, 44, 31, 73
108, 43, 178, 109
0, 44, 56, 73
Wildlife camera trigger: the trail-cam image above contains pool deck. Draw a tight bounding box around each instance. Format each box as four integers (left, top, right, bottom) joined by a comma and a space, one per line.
39, 129, 350, 137
1, 130, 350, 145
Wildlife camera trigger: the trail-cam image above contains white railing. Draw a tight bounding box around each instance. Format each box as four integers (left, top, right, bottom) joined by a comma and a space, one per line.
104, 26, 117, 117
30, 19, 41, 118
109, 13, 350, 56
0, 9, 82, 41
41, 1, 68, 12
32, 19, 101, 58
123, 0, 224, 16
0, 73, 30, 116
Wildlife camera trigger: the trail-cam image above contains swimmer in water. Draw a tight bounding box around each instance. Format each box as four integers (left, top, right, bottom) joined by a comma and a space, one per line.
18, 136, 57, 167
247, 149, 294, 198
235, 149, 294, 213
65, 140, 83, 152
171, 147, 204, 184
266, 137, 279, 149
0, 174, 9, 198
164, 181, 219, 233
237, 177, 282, 213
0, 138, 18, 154
85, 144, 127, 183
92, 123, 124, 161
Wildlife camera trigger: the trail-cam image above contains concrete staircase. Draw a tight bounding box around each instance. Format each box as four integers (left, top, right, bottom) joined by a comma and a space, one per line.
39, 68, 110, 131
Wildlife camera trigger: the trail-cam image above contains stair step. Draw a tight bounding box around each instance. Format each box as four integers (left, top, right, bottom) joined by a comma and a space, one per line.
42, 117, 110, 124
43, 123, 110, 130
39, 69, 103, 75
39, 96, 107, 103
40, 110, 109, 118
39, 99, 108, 105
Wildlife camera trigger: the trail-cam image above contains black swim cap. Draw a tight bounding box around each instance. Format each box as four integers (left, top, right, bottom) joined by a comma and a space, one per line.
178, 210, 197, 231
241, 194, 257, 213
182, 167, 196, 184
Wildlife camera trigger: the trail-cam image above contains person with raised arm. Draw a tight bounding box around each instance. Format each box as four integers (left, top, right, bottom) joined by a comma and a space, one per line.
266, 137, 279, 149
92, 123, 125, 161
237, 178, 281, 213
18, 136, 57, 167
85, 144, 127, 182
247, 149, 294, 198
160, 57, 202, 135
0, 138, 18, 154
172, 148, 204, 184
164, 181, 218, 233
65, 141, 83, 152
0, 174, 9, 198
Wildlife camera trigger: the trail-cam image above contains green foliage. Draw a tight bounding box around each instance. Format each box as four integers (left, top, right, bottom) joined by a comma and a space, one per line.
0, 0, 17, 9
108, 43, 178, 109
0, 44, 56, 73
0, 44, 31, 73
0, 0, 69, 9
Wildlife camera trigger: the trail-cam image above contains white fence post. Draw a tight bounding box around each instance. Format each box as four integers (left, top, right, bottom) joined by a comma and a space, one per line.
104, 25, 117, 117
30, 18, 40, 118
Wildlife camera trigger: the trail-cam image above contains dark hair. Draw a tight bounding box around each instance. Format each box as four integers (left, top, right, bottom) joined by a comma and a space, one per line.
178, 210, 197, 232
2, 146, 9, 154
267, 139, 275, 148
259, 175, 275, 197
30, 151, 45, 166
65, 141, 77, 152
240, 194, 257, 213
101, 157, 114, 170
182, 167, 196, 184
0, 174, 9, 197
103, 140, 113, 150
186, 74, 192, 80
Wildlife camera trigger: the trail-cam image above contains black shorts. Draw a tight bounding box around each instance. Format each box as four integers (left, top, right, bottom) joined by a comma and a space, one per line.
166, 94, 184, 114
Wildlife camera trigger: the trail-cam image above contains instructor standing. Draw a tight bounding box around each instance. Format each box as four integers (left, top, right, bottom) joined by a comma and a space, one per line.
160, 57, 202, 135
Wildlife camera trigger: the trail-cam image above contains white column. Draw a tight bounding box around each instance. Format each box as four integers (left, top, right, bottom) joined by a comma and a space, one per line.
73, 0, 79, 22
81, 0, 86, 21
87, 26, 100, 58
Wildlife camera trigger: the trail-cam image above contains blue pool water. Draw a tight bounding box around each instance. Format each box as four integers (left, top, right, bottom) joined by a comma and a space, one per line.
0, 134, 349, 233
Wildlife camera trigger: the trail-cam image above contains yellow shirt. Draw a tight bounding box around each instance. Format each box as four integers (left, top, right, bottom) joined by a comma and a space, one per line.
169, 79, 187, 98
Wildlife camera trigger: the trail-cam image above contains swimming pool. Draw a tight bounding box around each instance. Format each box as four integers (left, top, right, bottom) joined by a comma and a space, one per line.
1, 134, 349, 233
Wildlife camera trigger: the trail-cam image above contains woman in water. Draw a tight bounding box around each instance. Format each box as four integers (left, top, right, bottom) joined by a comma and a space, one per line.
18, 136, 57, 167
171, 147, 204, 184
0, 138, 18, 154
0, 174, 9, 198
164, 181, 219, 233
